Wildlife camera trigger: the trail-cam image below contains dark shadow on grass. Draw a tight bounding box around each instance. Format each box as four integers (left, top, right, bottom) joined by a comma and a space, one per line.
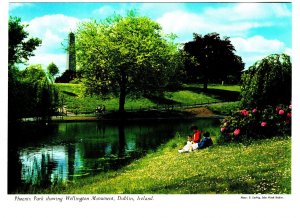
146, 95, 179, 105
62, 91, 78, 97
184, 86, 240, 101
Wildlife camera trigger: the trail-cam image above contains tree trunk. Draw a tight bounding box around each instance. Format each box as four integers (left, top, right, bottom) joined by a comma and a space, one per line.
118, 69, 126, 117
203, 75, 208, 91
119, 88, 126, 116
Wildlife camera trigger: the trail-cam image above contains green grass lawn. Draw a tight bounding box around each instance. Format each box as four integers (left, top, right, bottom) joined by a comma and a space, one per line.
33, 136, 290, 194
55, 83, 241, 114
207, 101, 242, 115
165, 90, 217, 104
55, 83, 155, 113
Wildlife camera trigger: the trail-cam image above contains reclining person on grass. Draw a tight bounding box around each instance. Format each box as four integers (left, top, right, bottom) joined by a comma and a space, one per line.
178, 135, 196, 153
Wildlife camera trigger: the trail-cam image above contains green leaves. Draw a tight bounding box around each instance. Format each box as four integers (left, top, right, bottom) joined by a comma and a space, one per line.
183, 33, 244, 87
76, 12, 182, 112
241, 54, 291, 108
9, 16, 42, 68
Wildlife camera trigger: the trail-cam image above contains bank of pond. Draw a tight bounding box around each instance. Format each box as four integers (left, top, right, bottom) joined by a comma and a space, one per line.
8, 118, 290, 194
8, 118, 219, 193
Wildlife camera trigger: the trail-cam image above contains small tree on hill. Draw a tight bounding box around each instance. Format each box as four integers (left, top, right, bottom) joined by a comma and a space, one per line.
47, 62, 59, 78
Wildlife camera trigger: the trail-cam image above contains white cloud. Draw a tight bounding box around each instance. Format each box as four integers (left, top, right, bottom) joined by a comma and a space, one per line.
231, 36, 285, 54
27, 14, 79, 36
9, 3, 28, 11
156, 3, 291, 69
28, 53, 67, 75
92, 5, 116, 17
157, 10, 272, 39
156, 3, 291, 39
25, 14, 81, 72
204, 3, 291, 21
230, 36, 288, 68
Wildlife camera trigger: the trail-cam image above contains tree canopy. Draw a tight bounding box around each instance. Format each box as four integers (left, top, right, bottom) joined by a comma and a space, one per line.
183, 33, 244, 89
47, 62, 59, 78
8, 16, 42, 69
8, 17, 58, 121
240, 54, 291, 108
76, 12, 182, 113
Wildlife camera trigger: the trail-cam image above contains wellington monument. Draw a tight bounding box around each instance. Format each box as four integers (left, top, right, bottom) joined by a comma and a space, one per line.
67, 32, 76, 72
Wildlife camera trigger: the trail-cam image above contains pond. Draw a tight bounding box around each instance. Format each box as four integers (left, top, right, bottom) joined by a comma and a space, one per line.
8, 118, 220, 193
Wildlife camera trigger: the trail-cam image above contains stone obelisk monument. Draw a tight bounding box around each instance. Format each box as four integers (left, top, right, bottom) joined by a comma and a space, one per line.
67, 32, 76, 72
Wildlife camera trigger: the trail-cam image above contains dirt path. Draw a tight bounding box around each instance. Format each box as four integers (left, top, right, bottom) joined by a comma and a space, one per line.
184, 107, 216, 117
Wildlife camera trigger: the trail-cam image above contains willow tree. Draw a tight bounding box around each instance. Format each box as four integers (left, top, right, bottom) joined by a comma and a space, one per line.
76, 12, 181, 114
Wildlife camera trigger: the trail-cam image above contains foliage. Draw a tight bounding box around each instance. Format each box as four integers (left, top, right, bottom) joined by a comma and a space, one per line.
218, 104, 291, 143
76, 11, 183, 113
240, 54, 291, 108
183, 33, 244, 89
47, 62, 59, 78
8, 16, 42, 69
207, 101, 241, 115
8, 17, 58, 121
23, 136, 290, 194
9, 65, 59, 121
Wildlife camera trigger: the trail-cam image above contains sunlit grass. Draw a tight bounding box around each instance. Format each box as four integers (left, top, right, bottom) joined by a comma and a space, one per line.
33, 136, 290, 194
207, 101, 242, 115
208, 84, 241, 92
55, 83, 155, 112
166, 90, 218, 104
55, 83, 236, 113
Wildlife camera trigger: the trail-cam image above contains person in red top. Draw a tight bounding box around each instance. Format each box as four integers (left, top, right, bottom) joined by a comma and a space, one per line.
178, 125, 201, 153
191, 125, 201, 143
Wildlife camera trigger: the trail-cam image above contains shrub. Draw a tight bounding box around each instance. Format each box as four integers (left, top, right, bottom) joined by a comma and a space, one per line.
218, 104, 291, 143
240, 54, 291, 108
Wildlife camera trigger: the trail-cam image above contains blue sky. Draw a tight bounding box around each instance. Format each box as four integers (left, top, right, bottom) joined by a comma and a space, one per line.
9, 2, 292, 74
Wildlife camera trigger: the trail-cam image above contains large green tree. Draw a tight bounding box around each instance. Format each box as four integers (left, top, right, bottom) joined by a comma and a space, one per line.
8, 16, 42, 69
76, 12, 182, 114
183, 33, 244, 90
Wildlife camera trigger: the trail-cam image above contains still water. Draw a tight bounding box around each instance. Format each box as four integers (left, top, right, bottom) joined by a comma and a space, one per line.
8, 119, 220, 192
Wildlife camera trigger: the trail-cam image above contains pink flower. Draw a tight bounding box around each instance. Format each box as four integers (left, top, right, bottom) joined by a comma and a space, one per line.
287, 112, 292, 118
289, 105, 292, 110
278, 109, 285, 115
221, 127, 226, 132
261, 122, 267, 127
276, 106, 280, 112
233, 128, 240, 136
240, 109, 249, 116
252, 108, 257, 113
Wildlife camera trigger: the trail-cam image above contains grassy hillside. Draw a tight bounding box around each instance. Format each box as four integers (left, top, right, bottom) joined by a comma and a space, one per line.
55, 83, 241, 114
29, 136, 290, 194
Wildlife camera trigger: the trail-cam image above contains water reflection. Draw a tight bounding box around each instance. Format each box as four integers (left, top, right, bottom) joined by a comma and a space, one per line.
8, 119, 220, 192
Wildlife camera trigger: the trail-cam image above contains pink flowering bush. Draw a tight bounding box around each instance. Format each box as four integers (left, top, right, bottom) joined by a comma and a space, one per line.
218, 104, 291, 142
